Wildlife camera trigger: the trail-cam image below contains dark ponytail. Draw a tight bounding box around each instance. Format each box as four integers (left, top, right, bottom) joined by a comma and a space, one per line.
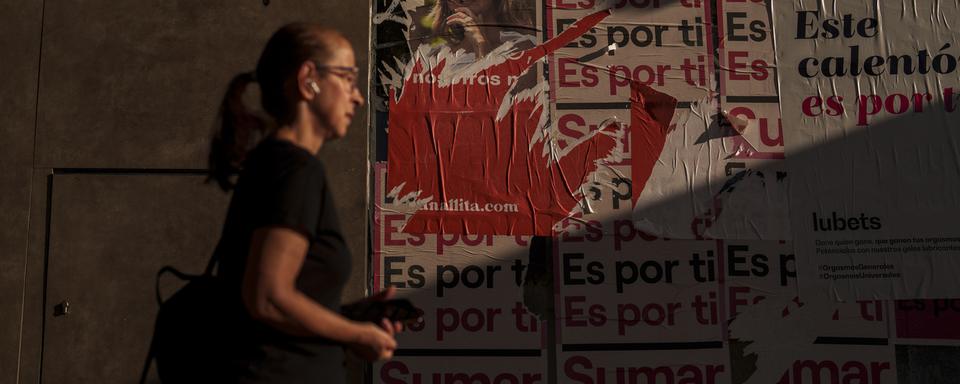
208, 72, 266, 191
207, 23, 346, 192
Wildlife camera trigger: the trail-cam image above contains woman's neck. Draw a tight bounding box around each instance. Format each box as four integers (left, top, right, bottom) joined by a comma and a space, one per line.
276, 113, 324, 155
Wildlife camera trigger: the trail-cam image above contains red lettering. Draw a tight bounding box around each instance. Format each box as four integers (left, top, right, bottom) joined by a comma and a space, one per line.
380, 361, 409, 384
565, 296, 588, 327
760, 119, 783, 147
559, 114, 587, 140
728, 51, 750, 81
857, 95, 883, 126
825, 96, 844, 116
613, 0, 662, 8
751, 59, 769, 80
608, 64, 669, 95
885, 93, 909, 115
385, 214, 406, 246
559, 58, 579, 87
555, 0, 595, 9
564, 356, 595, 384
802, 96, 824, 117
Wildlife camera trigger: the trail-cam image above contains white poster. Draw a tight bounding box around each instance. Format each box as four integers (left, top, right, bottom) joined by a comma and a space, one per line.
775, 0, 960, 300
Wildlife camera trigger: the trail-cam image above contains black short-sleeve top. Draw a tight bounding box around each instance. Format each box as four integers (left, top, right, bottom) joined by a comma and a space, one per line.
212, 137, 352, 365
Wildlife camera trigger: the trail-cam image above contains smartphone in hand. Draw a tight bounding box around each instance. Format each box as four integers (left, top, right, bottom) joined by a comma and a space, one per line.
342, 298, 423, 326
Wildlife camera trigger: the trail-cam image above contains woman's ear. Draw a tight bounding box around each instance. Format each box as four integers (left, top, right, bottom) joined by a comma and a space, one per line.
296, 61, 318, 99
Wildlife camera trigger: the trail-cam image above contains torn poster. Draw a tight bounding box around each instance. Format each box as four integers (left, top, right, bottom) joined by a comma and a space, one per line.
378, 0, 793, 239
382, 5, 680, 236
372, 163, 550, 380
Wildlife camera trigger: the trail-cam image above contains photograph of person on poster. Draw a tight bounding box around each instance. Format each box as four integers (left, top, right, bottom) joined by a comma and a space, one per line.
426, 0, 536, 62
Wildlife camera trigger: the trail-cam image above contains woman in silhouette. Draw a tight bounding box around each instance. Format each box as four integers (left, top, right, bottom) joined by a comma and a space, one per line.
208, 23, 400, 383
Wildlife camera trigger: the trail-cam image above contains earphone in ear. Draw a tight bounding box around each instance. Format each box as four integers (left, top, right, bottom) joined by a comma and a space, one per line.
308, 81, 321, 94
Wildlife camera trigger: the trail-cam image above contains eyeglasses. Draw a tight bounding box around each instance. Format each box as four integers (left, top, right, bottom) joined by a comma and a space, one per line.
315, 64, 359, 91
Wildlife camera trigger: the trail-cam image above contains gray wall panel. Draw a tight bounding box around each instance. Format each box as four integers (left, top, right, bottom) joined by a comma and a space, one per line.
35, 0, 371, 169
0, 169, 33, 383
0, 0, 44, 382
19, 170, 52, 384
40, 174, 228, 383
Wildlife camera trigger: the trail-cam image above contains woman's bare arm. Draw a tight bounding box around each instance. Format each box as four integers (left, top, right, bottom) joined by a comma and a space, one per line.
241, 227, 396, 359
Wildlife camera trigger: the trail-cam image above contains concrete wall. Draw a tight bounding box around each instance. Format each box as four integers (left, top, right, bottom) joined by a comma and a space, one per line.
1, 1, 372, 382
0, 0, 44, 382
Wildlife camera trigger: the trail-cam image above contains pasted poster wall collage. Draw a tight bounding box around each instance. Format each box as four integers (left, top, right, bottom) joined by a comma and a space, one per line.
371, 0, 960, 382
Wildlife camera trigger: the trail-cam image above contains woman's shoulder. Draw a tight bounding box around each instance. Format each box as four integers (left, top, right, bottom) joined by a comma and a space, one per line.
235, 139, 326, 191
248, 137, 321, 170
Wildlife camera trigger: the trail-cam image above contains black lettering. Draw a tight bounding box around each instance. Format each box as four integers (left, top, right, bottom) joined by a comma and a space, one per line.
580, 28, 597, 48
821, 56, 846, 77
831, 211, 846, 231
749, 20, 767, 41
796, 11, 819, 39
859, 16, 878, 37
728, 245, 750, 277
847, 217, 860, 230
727, 12, 747, 42
564, 253, 586, 285
385, 256, 406, 288
821, 18, 840, 39
587, 261, 605, 284
888, 54, 914, 75
558, 19, 578, 47
408, 264, 425, 288
933, 43, 957, 74
751, 253, 769, 277
799, 57, 819, 77
863, 55, 885, 75
919, 49, 932, 74
841, 14, 855, 38
849, 45, 862, 76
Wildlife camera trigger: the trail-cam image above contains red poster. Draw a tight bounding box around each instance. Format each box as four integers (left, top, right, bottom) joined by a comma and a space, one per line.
386, 9, 677, 235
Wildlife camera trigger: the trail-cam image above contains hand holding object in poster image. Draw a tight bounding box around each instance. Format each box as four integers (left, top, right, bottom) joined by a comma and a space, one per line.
432, 0, 533, 58
446, 7, 486, 53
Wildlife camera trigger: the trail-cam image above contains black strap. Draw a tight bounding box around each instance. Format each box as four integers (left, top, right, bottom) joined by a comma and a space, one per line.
138, 325, 158, 384
140, 252, 217, 383
154, 266, 196, 305
202, 250, 219, 277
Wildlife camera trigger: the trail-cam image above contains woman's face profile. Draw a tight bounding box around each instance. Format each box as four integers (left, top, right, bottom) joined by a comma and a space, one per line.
311, 44, 364, 140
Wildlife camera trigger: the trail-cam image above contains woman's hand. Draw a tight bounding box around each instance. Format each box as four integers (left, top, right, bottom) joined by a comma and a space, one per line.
351, 286, 408, 333
348, 322, 398, 361
366, 285, 398, 303
446, 7, 490, 56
